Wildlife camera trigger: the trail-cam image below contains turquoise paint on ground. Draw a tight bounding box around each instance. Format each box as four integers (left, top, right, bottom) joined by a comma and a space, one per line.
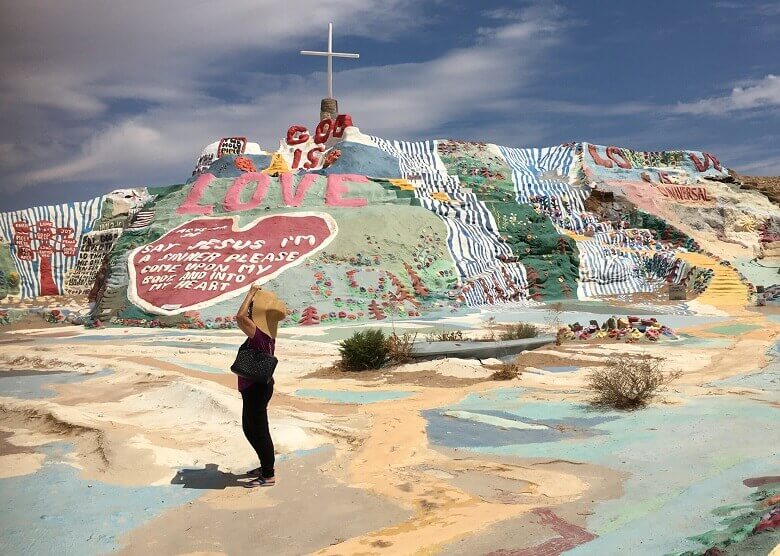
424, 390, 780, 555
0, 369, 113, 399
541, 365, 579, 373
293, 388, 413, 404
276, 445, 331, 462
705, 324, 761, 336
0, 443, 202, 556
670, 335, 734, 349
707, 343, 780, 399
734, 257, 779, 289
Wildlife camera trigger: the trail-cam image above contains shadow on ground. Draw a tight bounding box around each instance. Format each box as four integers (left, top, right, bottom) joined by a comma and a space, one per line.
171, 463, 250, 489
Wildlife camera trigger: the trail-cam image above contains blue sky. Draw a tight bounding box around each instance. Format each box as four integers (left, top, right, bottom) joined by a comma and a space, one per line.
1, 0, 778, 211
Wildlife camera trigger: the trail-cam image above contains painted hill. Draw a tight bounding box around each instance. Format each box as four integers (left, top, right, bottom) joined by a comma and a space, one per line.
1, 114, 778, 328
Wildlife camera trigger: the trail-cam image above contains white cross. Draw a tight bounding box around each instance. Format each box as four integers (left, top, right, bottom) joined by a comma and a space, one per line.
300, 23, 359, 99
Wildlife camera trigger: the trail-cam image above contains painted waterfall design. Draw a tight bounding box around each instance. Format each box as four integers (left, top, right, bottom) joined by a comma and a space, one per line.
499, 145, 693, 299
369, 137, 529, 305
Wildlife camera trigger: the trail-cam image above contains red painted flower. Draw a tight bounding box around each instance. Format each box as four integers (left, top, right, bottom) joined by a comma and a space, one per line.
234, 156, 257, 173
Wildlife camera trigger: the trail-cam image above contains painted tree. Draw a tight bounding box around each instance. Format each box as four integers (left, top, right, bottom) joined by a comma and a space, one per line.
386, 271, 419, 307
403, 262, 429, 297
525, 266, 544, 302
12, 219, 76, 296
500, 266, 524, 301
367, 300, 386, 320
299, 306, 320, 325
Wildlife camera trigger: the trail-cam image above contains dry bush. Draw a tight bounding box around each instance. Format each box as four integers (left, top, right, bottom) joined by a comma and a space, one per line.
546, 302, 565, 345
490, 360, 522, 381
586, 354, 680, 410
500, 323, 539, 340
387, 331, 417, 364
425, 329, 463, 342
485, 317, 497, 341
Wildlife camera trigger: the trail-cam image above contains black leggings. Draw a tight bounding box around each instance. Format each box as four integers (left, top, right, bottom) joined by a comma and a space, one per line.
240, 381, 275, 478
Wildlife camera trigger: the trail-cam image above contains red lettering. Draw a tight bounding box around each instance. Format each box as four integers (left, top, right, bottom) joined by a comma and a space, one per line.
704, 152, 721, 171
13, 221, 30, 234
588, 144, 613, 168
292, 148, 303, 169
325, 174, 368, 207
286, 125, 310, 146
606, 146, 632, 169
304, 146, 325, 169
177, 173, 215, 215
314, 119, 334, 144
280, 173, 318, 207
332, 114, 353, 138
689, 152, 708, 172
223, 172, 270, 212
658, 171, 673, 184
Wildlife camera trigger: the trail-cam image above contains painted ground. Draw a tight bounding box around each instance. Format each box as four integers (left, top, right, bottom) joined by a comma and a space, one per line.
1, 300, 778, 555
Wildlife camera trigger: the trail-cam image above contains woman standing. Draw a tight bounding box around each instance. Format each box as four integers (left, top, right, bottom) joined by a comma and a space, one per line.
235, 283, 287, 488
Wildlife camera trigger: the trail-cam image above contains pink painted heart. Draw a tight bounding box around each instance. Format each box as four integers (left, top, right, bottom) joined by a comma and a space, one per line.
128, 213, 337, 315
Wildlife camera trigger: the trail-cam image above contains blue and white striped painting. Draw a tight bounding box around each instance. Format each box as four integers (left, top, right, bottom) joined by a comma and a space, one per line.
0, 197, 104, 297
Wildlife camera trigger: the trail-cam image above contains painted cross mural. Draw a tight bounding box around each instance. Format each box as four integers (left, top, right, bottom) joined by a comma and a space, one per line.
12, 219, 76, 296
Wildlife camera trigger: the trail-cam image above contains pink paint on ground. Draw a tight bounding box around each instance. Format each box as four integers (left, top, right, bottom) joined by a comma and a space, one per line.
486, 508, 596, 556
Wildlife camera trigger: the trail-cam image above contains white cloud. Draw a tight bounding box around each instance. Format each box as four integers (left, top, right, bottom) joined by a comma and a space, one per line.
674, 74, 780, 115
3, 2, 568, 197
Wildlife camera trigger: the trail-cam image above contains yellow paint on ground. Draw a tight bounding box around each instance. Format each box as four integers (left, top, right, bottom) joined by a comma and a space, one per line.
315, 386, 589, 555
679, 252, 750, 309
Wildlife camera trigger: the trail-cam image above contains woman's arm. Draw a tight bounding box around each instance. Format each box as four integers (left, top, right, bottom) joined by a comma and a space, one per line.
236, 284, 261, 338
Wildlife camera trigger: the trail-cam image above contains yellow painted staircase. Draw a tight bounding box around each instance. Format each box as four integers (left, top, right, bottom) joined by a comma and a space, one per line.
679, 252, 750, 308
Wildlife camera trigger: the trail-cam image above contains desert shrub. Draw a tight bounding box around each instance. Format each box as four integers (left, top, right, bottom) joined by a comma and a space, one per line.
338, 329, 389, 371
425, 329, 463, 342
586, 355, 680, 410
500, 323, 539, 340
387, 331, 417, 364
490, 361, 522, 381
485, 317, 497, 341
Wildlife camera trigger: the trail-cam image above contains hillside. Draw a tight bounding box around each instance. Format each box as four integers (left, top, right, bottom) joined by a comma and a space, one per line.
1, 115, 778, 327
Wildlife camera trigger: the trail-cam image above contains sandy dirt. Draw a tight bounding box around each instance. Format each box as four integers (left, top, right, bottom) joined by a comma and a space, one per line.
0, 309, 778, 555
